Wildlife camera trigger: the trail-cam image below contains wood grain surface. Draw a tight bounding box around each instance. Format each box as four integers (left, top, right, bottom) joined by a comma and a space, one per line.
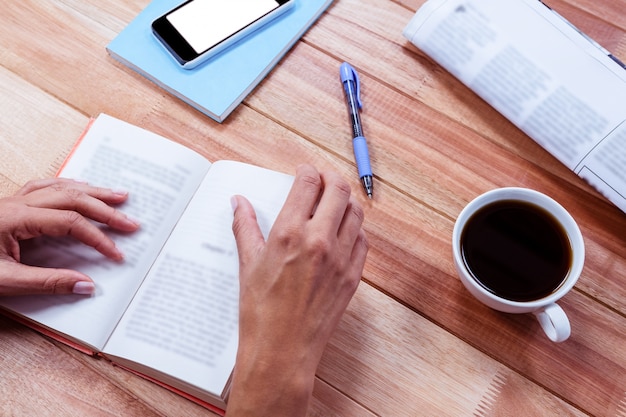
0, 0, 624, 415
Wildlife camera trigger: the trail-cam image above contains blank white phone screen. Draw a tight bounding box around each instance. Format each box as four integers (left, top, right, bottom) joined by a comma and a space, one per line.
167, 0, 279, 54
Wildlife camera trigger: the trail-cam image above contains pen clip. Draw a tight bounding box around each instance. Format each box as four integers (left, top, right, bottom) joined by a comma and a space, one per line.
340, 62, 362, 109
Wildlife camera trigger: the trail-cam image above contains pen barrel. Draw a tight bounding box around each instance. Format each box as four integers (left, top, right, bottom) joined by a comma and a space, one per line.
353, 136, 372, 178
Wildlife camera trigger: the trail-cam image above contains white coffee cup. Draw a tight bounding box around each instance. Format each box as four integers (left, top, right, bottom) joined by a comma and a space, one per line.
452, 188, 585, 342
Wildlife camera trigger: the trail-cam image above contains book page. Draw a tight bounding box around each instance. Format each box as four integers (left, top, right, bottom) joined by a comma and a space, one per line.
0, 114, 210, 351
103, 160, 293, 400
403, 0, 626, 213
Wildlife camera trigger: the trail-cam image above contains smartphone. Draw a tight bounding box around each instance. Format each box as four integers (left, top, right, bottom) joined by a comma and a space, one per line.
152, 0, 294, 69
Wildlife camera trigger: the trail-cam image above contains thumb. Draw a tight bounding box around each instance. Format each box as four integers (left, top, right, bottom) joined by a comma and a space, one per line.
231, 195, 265, 266
0, 262, 95, 296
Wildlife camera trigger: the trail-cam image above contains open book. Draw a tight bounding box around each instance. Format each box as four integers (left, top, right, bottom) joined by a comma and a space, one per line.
0, 114, 294, 413
403, 0, 626, 214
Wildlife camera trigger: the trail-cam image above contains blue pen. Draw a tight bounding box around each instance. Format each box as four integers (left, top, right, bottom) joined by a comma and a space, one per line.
340, 62, 373, 199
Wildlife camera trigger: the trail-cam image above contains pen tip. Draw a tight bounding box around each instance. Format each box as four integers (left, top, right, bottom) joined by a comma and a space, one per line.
361, 176, 373, 200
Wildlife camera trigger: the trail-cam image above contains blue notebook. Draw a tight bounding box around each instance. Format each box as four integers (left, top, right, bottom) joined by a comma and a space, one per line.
107, 0, 333, 122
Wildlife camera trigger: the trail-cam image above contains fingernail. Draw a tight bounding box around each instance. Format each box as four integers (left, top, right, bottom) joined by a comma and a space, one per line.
230, 196, 239, 211
112, 189, 129, 196
124, 214, 141, 227
73, 281, 95, 295
113, 246, 125, 262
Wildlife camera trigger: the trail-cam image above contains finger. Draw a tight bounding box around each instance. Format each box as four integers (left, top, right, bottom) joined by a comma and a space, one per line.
231, 195, 265, 267
335, 197, 367, 294
273, 165, 324, 226
24, 185, 138, 232
72, 183, 132, 206
350, 229, 369, 275
21, 179, 132, 208
337, 197, 366, 252
0, 262, 95, 296
310, 171, 352, 235
341, 229, 369, 295
21, 208, 124, 261
15, 178, 86, 196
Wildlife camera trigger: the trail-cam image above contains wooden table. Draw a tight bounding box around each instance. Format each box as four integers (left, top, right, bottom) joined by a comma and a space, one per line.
1, 0, 625, 415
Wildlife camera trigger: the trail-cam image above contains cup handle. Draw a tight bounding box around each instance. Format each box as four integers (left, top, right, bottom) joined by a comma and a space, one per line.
533, 303, 571, 342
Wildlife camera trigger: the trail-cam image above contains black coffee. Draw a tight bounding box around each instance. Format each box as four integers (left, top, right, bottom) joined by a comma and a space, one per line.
460, 200, 572, 302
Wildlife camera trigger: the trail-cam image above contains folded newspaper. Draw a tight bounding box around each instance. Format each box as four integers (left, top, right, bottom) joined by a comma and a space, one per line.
403, 0, 626, 214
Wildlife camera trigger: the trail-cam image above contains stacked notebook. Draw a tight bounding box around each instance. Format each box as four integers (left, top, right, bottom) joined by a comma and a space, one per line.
107, 0, 334, 122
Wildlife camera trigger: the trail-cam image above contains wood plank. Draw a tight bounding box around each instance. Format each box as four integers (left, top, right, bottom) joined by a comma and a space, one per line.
0, 316, 172, 416
244, 31, 626, 417
310, 379, 378, 417
0, 0, 624, 416
72, 346, 221, 417
0, 0, 165, 124
398, 0, 626, 34
355, 190, 626, 417
56, 0, 147, 34
247, 40, 626, 315
0, 2, 374, 414
558, 0, 626, 32
314, 0, 626, 196
318, 283, 586, 416
0, 67, 86, 195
